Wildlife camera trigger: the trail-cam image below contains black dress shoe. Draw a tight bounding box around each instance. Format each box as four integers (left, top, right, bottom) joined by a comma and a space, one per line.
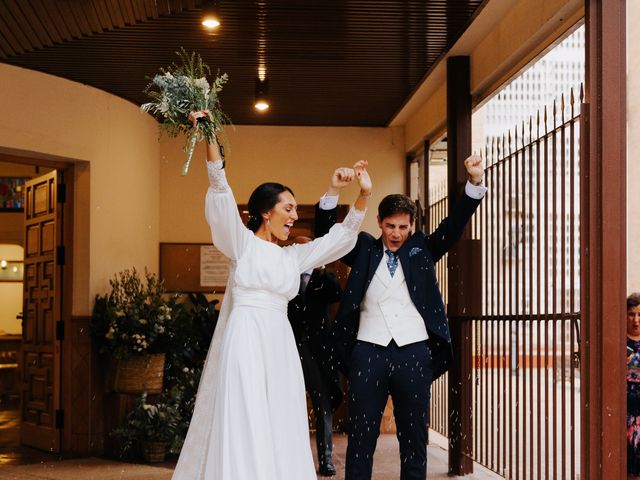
318, 463, 336, 476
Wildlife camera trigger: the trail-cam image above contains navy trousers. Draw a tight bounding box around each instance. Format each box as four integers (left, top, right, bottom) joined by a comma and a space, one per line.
345, 340, 434, 480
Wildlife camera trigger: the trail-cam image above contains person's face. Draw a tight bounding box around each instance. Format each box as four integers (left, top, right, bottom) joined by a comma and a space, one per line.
265, 191, 298, 241
378, 213, 412, 252
628, 305, 640, 337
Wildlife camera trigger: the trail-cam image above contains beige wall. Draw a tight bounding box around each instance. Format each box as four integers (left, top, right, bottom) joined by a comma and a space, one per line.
629, 0, 640, 294
0, 64, 406, 315
160, 125, 405, 242
0, 63, 161, 316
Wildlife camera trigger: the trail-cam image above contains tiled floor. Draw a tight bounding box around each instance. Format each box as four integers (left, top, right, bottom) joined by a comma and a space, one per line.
1, 433, 501, 479
1, 397, 501, 479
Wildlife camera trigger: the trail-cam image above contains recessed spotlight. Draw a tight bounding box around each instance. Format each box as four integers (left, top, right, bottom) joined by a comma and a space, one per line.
254, 78, 270, 112
201, 1, 221, 30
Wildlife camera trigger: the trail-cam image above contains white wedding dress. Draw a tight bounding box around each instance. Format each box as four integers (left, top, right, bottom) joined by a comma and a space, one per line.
172, 160, 365, 480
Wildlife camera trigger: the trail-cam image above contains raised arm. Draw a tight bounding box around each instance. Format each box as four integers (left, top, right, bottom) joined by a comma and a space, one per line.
194, 112, 252, 261
293, 161, 371, 272
426, 154, 486, 262
352, 159, 372, 212
314, 160, 371, 267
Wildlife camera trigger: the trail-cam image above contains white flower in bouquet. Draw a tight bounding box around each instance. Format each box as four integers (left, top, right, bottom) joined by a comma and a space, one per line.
141, 48, 230, 175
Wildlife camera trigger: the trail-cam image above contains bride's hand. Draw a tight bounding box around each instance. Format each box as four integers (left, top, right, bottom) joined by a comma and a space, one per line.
353, 160, 371, 194
188, 110, 210, 128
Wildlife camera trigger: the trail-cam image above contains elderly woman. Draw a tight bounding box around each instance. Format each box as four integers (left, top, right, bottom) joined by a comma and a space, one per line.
627, 293, 640, 478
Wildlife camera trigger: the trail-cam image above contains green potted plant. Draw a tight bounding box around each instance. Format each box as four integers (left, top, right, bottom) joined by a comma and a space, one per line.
163, 293, 219, 452
91, 268, 182, 393
111, 392, 180, 462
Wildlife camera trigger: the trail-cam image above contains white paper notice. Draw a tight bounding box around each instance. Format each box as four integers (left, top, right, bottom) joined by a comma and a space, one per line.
200, 245, 230, 287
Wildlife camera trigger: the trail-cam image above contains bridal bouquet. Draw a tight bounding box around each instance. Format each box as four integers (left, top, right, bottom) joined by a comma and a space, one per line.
141, 48, 229, 175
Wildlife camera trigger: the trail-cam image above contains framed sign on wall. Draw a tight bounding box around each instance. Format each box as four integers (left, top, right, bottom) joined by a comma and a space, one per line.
159, 243, 230, 293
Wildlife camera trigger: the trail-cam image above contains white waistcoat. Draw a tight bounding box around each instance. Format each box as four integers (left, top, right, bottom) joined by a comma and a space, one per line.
357, 257, 429, 346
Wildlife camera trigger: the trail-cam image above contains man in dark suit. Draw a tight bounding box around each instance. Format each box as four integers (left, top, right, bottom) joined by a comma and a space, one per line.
288, 236, 344, 477
315, 155, 485, 480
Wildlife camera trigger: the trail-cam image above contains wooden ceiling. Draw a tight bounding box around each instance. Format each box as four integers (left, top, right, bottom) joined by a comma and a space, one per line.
0, 0, 485, 126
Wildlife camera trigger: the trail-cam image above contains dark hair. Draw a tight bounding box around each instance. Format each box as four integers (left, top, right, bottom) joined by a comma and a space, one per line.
377, 194, 417, 223
246, 182, 294, 232
629, 293, 640, 311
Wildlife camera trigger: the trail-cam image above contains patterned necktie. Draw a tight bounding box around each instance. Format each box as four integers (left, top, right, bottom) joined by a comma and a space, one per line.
385, 249, 398, 277
299, 272, 312, 294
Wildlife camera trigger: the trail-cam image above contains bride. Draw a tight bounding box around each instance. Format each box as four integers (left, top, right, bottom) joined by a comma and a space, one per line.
172, 111, 372, 480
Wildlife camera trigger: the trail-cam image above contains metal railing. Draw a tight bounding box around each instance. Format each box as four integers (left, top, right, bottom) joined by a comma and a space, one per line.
428, 182, 449, 438
429, 87, 583, 479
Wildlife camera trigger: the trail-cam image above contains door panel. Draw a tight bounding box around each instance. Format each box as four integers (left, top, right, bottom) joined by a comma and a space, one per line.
20, 170, 61, 452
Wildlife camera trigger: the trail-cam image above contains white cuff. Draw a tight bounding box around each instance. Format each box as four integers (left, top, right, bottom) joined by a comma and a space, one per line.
465, 181, 487, 200
319, 194, 339, 210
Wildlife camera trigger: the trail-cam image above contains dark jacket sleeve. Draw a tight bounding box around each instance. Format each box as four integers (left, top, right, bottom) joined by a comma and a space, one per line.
314, 202, 361, 268
425, 191, 482, 263
314, 202, 336, 238
312, 270, 342, 305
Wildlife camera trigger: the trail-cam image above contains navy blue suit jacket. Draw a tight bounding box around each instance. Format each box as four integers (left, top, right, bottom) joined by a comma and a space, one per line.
315, 192, 481, 381
287, 269, 344, 410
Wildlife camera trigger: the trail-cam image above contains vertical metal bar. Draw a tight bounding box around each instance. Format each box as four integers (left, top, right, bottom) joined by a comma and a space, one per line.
515, 127, 521, 480
569, 88, 577, 480
498, 133, 509, 478
485, 149, 497, 471
483, 145, 489, 468
551, 100, 558, 480
543, 106, 550, 480
560, 94, 567, 480
536, 112, 542, 480
579, 100, 591, 480
528, 116, 535, 480
491, 147, 497, 471
508, 132, 514, 480
519, 121, 526, 480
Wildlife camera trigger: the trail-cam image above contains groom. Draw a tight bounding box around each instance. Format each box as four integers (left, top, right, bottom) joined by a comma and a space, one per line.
315, 155, 485, 480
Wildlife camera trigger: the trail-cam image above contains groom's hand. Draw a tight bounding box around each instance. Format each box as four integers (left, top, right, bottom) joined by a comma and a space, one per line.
464, 154, 484, 185
327, 167, 355, 196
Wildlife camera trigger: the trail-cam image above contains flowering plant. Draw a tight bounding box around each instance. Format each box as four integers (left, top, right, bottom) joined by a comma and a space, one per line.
91, 268, 178, 360
111, 392, 181, 453
141, 48, 229, 175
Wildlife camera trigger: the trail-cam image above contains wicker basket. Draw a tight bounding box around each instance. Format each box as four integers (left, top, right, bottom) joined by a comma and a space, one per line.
107, 353, 165, 394
142, 441, 168, 463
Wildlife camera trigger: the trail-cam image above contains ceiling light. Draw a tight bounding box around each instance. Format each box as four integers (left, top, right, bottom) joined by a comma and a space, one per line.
0, 260, 6, 269
254, 78, 270, 112
201, 0, 221, 29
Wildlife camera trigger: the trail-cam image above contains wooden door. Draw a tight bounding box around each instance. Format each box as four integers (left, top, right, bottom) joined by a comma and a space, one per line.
20, 170, 62, 452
